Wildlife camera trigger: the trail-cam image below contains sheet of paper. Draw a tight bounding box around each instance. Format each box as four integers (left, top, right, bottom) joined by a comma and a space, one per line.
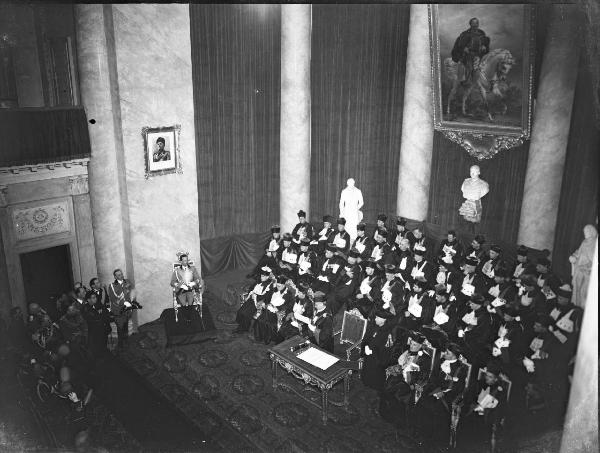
297, 347, 340, 370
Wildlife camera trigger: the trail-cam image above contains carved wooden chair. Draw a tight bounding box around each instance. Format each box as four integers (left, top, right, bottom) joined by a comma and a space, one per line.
449, 357, 473, 449
474, 368, 512, 453
334, 309, 368, 364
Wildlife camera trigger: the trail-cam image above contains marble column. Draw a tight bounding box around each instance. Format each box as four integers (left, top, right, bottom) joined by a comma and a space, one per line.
517, 5, 580, 251
560, 241, 598, 453
396, 4, 434, 222
280, 4, 311, 233
74, 5, 133, 284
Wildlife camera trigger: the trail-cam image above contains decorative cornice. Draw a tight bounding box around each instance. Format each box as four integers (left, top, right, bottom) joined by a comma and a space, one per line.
68, 175, 89, 196
0, 158, 90, 186
0, 185, 7, 208
441, 131, 525, 160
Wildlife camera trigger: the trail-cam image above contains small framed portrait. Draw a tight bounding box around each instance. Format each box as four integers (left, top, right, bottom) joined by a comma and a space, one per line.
142, 125, 182, 179
429, 5, 535, 158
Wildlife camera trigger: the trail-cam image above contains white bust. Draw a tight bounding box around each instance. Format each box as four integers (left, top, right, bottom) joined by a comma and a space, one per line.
339, 178, 364, 241
458, 165, 489, 223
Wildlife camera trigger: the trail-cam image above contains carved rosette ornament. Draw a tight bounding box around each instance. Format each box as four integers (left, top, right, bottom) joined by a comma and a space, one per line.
442, 131, 525, 160
68, 175, 89, 195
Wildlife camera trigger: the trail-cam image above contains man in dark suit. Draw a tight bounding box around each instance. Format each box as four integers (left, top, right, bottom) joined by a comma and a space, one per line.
89, 277, 108, 308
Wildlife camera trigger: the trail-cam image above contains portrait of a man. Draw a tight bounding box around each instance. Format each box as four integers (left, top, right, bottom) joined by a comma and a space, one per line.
430, 4, 534, 135
153, 136, 171, 162
142, 125, 181, 178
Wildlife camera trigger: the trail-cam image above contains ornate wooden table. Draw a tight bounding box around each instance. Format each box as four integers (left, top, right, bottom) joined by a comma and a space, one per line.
268, 336, 353, 425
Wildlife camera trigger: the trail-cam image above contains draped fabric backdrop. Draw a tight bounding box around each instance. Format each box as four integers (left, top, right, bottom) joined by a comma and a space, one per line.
0, 107, 90, 166
553, 54, 599, 279
190, 5, 281, 274
309, 5, 410, 225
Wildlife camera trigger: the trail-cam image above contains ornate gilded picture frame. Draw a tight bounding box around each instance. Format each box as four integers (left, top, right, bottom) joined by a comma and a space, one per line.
142, 124, 182, 179
429, 4, 535, 159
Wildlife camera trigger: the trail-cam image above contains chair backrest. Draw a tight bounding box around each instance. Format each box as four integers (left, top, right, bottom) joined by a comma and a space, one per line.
477, 368, 512, 403
340, 309, 368, 345
423, 344, 437, 379
173, 261, 195, 270
461, 357, 473, 397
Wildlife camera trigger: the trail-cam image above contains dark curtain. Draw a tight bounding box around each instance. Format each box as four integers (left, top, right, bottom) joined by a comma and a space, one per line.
427, 134, 529, 245
190, 4, 280, 239
309, 5, 410, 224
553, 54, 600, 279
0, 107, 90, 166
190, 5, 281, 275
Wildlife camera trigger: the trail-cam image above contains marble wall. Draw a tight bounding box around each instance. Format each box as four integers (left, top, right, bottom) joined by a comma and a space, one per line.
111, 4, 200, 324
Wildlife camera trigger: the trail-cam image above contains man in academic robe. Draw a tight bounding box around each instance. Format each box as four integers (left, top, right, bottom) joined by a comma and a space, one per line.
437, 230, 464, 266
370, 230, 393, 269
414, 343, 469, 442
295, 238, 318, 286
361, 307, 397, 392
108, 268, 136, 350
235, 266, 273, 334
380, 331, 432, 424
466, 360, 508, 429
302, 292, 334, 353
464, 234, 487, 264
435, 258, 462, 297
381, 264, 406, 315
312, 244, 344, 294
394, 238, 414, 286
278, 233, 299, 278
534, 257, 561, 303
292, 210, 314, 245
511, 245, 535, 282
277, 282, 314, 342
372, 213, 388, 241
327, 263, 360, 315
350, 260, 382, 318
254, 275, 294, 344
546, 284, 582, 355
352, 223, 373, 265
479, 244, 506, 287
390, 217, 409, 249
331, 218, 351, 255
456, 295, 493, 369
312, 215, 335, 255
458, 256, 486, 304
248, 225, 281, 279
170, 253, 202, 307
409, 246, 435, 286
407, 225, 430, 255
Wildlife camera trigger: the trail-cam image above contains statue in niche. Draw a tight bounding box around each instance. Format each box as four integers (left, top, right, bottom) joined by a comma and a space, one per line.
339, 178, 364, 242
569, 224, 597, 308
458, 165, 489, 224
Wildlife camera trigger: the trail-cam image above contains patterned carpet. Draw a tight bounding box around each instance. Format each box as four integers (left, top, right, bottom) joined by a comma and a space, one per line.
120, 275, 424, 453
119, 270, 562, 453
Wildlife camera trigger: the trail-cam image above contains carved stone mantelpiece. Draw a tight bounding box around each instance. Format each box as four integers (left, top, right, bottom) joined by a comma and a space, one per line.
0, 158, 90, 186
441, 131, 526, 160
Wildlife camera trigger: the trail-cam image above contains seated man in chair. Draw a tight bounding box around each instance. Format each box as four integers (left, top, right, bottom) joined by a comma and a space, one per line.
170, 252, 202, 307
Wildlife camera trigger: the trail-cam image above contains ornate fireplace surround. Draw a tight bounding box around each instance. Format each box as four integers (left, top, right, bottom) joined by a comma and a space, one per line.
0, 158, 97, 313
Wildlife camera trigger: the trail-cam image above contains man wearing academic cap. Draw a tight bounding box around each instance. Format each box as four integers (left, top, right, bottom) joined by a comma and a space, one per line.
361, 307, 397, 392
292, 210, 314, 245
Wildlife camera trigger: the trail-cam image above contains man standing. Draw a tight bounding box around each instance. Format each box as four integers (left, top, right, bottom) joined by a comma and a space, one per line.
108, 268, 136, 350
89, 277, 107, 308
170, 253, 202, 307
451, 17, 491, 83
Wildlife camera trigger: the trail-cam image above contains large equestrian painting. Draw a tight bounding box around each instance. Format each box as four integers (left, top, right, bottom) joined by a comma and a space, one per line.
429, 4, 535, 153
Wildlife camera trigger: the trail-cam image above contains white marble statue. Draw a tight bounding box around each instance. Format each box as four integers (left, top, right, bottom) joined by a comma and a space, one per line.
339, 178, 364, 241
569, 224, 597, 308
458, 165, 489, 223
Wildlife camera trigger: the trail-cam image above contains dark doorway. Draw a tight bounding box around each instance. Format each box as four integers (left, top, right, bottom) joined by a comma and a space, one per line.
20, 245, 73, 320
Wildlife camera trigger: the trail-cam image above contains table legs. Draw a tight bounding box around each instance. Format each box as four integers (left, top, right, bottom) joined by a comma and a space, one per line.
343, 371, 351, 408
271, 354, 278, 389
321, 387, 329, 425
